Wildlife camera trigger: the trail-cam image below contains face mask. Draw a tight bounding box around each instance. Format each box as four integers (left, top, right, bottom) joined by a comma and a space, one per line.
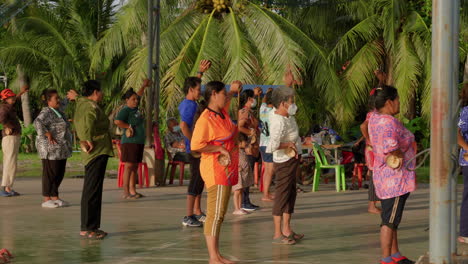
287, 103, 298, 116
173, 126, 181, 132
251, 98, 257, 108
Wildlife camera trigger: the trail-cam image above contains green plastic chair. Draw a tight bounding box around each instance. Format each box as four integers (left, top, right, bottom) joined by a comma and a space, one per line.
312, 143, 346, 192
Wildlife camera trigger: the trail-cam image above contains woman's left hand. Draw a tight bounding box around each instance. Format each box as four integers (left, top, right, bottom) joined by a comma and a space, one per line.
45, 132, 57, 144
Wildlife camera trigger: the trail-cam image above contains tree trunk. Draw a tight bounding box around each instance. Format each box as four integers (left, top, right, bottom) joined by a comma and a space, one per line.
16, 65, 33, 152
385, 55, 394, 86
464, 54, 468, 83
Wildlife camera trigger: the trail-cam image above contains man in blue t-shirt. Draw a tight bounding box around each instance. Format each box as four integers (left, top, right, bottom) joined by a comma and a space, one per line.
179, 60, 211, 227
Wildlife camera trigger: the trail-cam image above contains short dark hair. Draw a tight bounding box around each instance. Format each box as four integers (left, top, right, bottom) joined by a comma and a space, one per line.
82, 80, 101, 97
265, 89, 273, 105
41, 89, 58, 105
204, 81, 225, 104
237, 132, 248, 143
166, 117, 177, 126
239, 89, 254, 109
183, 77, 202, 95
122, 89, 137, 100
461, 83, 468, 107
372, 85, 398, 110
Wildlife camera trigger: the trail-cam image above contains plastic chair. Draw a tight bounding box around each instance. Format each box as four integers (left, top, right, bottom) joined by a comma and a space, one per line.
165, 150, 186, 186
352, 163, 365, 188
0, 248, 12, 263
114, 140, 150, 188
312, 143, 346, 192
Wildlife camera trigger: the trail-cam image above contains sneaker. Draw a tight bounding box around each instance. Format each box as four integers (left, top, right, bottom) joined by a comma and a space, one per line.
0, 190, 11, 197
241, 203, 259, 211
182, 215, 203, 227
54, 199, 70, 208
42, 200, 59, 208
392, 256, 415, 264
250, 203, 260, 209
194, 212, 206, 222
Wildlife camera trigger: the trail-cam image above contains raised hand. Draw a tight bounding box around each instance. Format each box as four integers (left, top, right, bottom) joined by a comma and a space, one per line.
142, 78, 152, 88
229, 80, 242, 94
67, 90, 79, 101
254, 87, 262, 96
198, 60, 212, 73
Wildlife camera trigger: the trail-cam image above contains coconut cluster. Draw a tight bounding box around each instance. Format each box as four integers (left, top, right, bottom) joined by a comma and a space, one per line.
197, 0, 248, 14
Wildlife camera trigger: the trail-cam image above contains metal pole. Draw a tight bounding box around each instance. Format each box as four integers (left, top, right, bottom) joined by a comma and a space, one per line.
145, 0, 154, 146
430, 0, 460, 263
450, 0, 461, 257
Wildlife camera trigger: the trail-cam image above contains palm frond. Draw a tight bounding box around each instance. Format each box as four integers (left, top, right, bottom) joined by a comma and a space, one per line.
221, 8, 258, 84
328, 14, 381, 65
393, 32, 422, 117
243, 3, 305, 84
160, 15, 209, 115
336, 40, 384, 130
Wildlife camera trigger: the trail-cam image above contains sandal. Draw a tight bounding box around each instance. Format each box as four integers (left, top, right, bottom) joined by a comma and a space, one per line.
94, 229, 108, 237
134, 193, 145, 198
80, 231, 106, 240
80, 230, 107, 240
123, 195, 137, 200
286, 232, 304, 241
272, 235, 295, 245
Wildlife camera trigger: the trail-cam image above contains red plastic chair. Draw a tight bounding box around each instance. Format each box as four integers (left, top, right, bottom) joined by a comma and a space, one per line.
165, 150, 186, 186
114, 140, 150, 188
0, 248, 12, 263
352, 163, 365, 188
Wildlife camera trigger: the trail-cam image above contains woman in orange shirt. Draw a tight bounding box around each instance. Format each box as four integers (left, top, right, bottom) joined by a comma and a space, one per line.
191, 80, 241, 264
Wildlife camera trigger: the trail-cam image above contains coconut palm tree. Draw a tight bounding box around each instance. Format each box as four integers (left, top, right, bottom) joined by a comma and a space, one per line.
92, 0, 336, 128
0, 0, 115, 100
284, 0, 432, 132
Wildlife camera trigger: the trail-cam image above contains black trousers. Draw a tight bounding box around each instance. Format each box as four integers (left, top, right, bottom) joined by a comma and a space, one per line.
242, 155, 259, 206
42, 159, 67, 197
187, 156, 204, 196
81, 155, 109, 231
368, 173, 379, 202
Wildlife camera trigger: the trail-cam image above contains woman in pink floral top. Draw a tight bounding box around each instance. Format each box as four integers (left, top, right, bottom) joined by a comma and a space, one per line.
368, 85, 416, 264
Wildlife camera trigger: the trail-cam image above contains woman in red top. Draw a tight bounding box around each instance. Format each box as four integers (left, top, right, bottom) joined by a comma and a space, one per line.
191, 80, 240, 264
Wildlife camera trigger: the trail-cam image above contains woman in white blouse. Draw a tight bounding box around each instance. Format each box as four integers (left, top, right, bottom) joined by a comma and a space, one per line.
266, 86, 304, 245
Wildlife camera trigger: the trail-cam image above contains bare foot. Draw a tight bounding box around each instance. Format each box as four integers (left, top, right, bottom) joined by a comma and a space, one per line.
233, 209, 249, 215
219, 255, 237, 264
209, 257, 225, 264
368, 207, 382, 214
261, 197, 274, 202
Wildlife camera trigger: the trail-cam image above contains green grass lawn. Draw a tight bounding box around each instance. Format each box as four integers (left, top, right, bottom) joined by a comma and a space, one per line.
1, 152, 120, 178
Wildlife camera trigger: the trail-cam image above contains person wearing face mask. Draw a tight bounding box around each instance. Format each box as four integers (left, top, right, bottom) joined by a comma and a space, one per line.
237, 89, 261, 212
368, 85, 416, 264
72, 80, 114, 240
0, 85, 29, 197
164, 117, 190, 163
34, 89, 75, 208
114, 80, 150, 200
266, 86, 303, 245
259, 88, 275, 202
